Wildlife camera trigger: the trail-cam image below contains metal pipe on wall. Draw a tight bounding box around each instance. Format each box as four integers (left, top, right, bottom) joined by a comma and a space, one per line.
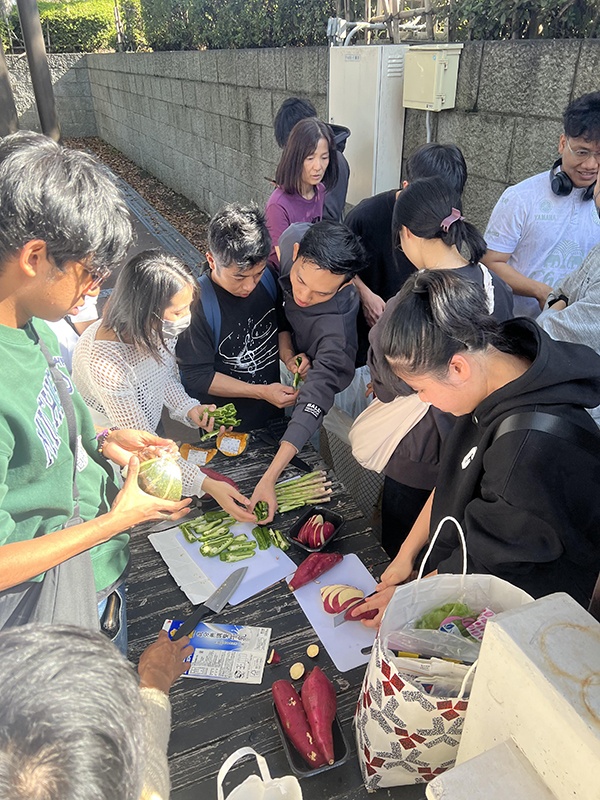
15, 0, 60, 141
0, 39, 19, 136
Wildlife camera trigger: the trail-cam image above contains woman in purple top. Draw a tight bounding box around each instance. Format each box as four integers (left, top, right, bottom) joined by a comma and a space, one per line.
265, 118, 339, 270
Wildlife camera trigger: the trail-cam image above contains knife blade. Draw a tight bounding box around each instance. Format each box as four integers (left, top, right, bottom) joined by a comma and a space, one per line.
253, 430, 312, 473
332, 591, 377, 628
171, 566, 248, 640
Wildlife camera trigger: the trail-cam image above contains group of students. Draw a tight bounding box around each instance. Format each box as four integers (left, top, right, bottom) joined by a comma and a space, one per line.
1, 86, 600, 798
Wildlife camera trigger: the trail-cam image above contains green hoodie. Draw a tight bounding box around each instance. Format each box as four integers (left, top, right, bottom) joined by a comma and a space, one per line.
0, 319, 128, 593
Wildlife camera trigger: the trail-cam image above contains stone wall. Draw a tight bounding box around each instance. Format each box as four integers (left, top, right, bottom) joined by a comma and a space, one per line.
86, 49, 327, 217
402, 39, 600, 231
6, 53, 96, 137
5, 41, 599, 228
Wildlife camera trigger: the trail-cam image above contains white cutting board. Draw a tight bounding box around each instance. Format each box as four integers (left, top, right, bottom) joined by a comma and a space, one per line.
292, 553, 377, 672
151, 523, 295, 606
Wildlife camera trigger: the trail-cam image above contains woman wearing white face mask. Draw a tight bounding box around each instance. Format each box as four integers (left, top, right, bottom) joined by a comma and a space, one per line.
73, 249, 255, 521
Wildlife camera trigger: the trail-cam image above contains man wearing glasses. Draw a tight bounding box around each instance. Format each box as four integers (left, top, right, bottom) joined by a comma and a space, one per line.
483, 92, 600, 318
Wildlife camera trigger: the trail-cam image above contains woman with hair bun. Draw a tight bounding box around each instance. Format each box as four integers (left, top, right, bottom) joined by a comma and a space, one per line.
356, 268, 600, 622
368, 177, 513, 558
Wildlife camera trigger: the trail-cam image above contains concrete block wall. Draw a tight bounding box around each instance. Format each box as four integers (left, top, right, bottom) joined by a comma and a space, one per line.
6, 53, 97, 137
403, 39, 600, 232
86, 49, 328, 217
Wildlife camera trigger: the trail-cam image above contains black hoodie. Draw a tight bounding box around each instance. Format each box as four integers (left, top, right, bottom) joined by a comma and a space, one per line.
429, 318, 600, 607
323, 124, 351, 223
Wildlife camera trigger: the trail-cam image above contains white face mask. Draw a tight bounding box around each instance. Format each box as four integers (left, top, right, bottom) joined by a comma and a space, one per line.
162, 313, 191, 338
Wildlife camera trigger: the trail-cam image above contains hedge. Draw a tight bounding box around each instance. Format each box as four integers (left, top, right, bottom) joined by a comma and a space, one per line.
4, 0, 146, 53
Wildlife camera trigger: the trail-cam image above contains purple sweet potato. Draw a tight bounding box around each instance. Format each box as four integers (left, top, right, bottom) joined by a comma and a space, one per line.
344, 598, 378, 621
288, 552, 343, 591
272, 680, 326, 768
301, 667, 337, 765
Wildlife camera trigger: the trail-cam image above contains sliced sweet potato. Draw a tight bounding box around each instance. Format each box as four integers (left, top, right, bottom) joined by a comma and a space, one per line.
272, 680, 326, 768
301, 667, 337, 765
344, 598, 378, 621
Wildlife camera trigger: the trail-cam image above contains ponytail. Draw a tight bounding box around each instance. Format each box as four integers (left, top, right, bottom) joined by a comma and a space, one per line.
392, 176, 486, 264
380, 269, 504, 376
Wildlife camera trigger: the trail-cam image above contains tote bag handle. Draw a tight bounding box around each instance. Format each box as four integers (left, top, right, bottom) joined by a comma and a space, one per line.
217, 747, 271, 800
414, 516, 468, 595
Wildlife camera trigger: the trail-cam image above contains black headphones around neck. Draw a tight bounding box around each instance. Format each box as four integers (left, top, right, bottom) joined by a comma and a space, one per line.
550, 158, 595, 201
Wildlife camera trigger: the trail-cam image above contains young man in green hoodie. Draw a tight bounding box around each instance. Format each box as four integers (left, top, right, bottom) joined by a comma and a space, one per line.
0, 132, 191, 643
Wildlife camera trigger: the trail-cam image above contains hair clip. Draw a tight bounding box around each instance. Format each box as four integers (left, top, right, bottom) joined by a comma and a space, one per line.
440, 207, 465, 232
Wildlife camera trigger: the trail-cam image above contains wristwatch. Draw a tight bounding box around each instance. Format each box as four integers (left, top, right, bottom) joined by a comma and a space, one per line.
547, 293, 569, 308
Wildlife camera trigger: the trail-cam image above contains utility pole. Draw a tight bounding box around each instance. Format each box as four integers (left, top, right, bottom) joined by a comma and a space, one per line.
15, 0, 60, 141
0, 37, 19, 136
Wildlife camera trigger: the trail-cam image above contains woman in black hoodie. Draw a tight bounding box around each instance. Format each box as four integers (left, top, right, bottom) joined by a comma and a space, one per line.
355, 269, 600, 622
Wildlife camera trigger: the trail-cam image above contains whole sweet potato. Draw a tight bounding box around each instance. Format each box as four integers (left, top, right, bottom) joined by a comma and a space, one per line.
301, 667, 337, 765
288, 552, 343, 591
272, 680, 326, 768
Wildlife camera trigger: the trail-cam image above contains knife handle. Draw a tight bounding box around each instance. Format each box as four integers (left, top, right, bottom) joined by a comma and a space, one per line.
170, 604, 211, 640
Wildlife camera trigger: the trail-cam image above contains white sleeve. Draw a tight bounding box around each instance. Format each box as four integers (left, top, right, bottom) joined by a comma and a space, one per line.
85, 350, 152, 431
163, 342, 199, 428
484, 186, 527, 255
139, 687, 171, 800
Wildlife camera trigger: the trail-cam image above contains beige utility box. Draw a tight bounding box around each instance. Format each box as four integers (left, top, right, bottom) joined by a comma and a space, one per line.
403, 43, 464, 112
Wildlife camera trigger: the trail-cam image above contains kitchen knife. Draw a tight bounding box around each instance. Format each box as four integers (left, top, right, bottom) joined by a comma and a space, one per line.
253, 429, 312, 473
170, 566, 248, 640
332, 591, 377, 628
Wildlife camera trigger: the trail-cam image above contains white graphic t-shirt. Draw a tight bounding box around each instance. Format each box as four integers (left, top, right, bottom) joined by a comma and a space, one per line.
485, 171, 600, 317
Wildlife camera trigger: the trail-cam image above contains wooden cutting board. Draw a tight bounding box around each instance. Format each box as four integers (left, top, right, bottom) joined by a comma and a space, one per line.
292, 553, 377, 672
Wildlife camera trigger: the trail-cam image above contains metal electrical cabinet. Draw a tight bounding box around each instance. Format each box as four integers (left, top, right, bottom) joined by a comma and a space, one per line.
403, 43, 464, 112
329, 44, 409, 207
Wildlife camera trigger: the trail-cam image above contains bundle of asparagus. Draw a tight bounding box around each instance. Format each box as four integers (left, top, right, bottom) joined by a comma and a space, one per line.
275, 471, 332, 514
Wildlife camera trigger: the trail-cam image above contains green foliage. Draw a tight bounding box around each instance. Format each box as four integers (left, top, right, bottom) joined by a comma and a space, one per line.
7, 0, 117, 53
140, 0, 335, 51
120, 0, 148, 50
447, 0, 600, 40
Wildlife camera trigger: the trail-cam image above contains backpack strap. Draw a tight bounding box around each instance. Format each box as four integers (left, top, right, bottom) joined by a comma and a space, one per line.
198, 273, 221, 349
260, 266, 277, 301
199, 269, 277, 348
492, 411, 600, 460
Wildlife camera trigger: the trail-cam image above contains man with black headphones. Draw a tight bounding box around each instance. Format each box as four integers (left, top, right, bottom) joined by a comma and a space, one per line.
483, 92, 600, 318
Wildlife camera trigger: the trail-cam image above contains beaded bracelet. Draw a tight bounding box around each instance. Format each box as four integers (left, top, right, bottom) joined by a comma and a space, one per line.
96, 426, 118, 455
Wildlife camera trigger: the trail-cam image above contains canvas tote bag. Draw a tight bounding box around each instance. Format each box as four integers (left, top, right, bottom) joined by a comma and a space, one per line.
355, 518, 533, 789
217, 747, 302, 800
349, 394, 430, 473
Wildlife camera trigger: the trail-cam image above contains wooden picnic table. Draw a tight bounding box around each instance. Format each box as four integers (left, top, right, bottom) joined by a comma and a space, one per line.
126, 423, 427, 800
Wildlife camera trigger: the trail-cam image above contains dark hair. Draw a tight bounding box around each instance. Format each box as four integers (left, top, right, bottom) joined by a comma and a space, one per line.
275, 118, 339, 195
274, 97, 318, 148
405, 142, 468, 194
104, 249, 195, 357
297, 221, 365, 282
0, 131, 132, 275
392, 177, 486, 265
381, 269, 503, 377
208, 203, 271, 271
563, 92, 600, 142
0, 624, 144, 800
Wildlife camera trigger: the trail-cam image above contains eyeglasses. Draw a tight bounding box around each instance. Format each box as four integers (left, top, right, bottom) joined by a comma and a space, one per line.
83, 265, 111, 291
565, 138, 600, 164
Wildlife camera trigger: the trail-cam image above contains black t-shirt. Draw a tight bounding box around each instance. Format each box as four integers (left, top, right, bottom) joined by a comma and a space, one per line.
176, 274, 282, 431
345, 190, 416, 366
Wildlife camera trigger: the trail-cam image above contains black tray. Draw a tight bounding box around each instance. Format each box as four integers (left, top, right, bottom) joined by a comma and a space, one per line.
285, 506, 344, 552
273, 703, 349, 778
